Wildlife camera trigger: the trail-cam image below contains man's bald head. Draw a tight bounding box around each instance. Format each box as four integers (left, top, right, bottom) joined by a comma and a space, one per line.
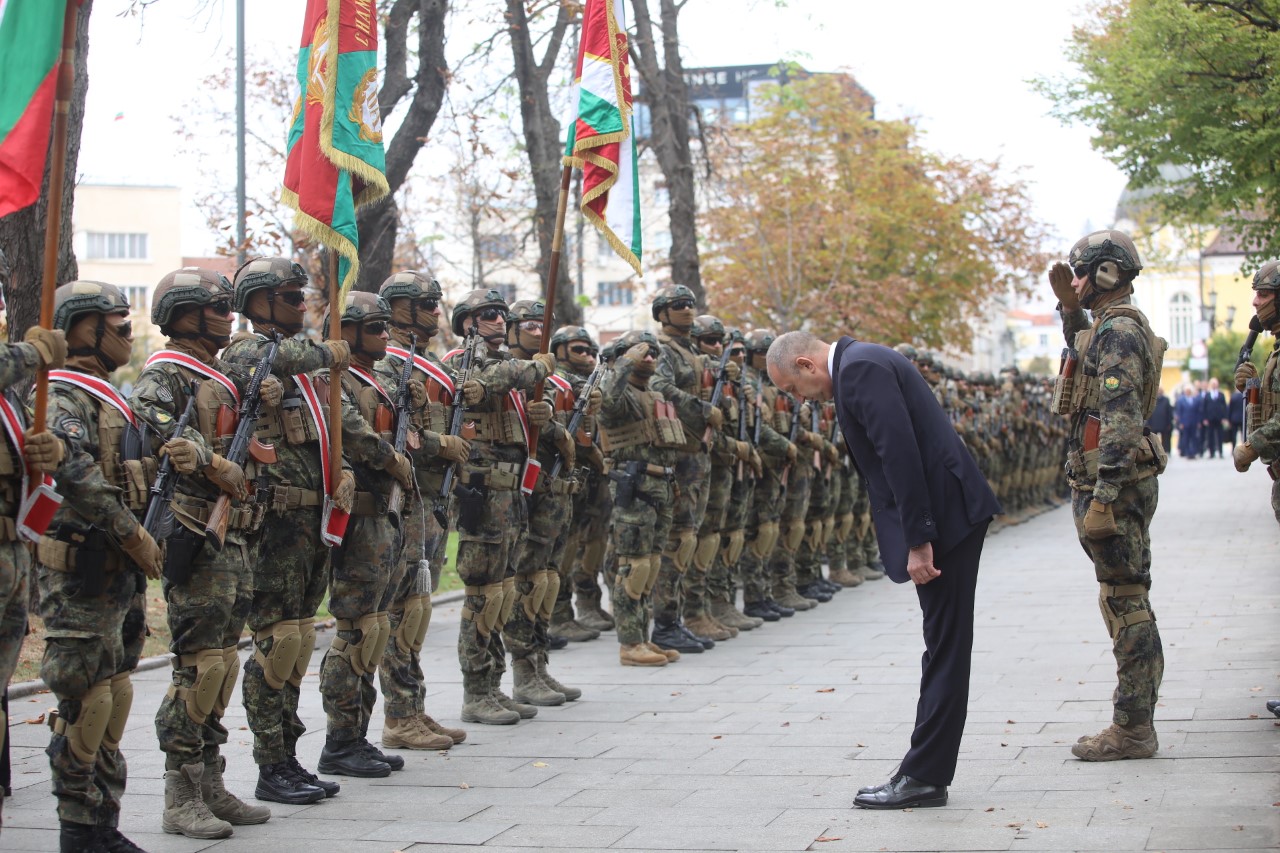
766, 330, 834, 401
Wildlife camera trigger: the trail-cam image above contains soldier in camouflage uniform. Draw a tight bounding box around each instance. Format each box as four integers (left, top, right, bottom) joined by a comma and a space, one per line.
597, 330, 682, 666
1233, 260, 1280, 525
221, 258, 349, 804
312, 292, 416, 778
443, 289, 556, 725
767, 389, 821, 612
373, 272, 470, 752
501, 300, 590, 706
739, 330, 801, 622
0, 275, 66, 831
132, 267, 272, 838
649, 286, 720, 653
823, 432, 864, 588
550, 326, 613, 633
35, 283, 157, 853
1050, 230, 1168, 761
795, 401, 843, 601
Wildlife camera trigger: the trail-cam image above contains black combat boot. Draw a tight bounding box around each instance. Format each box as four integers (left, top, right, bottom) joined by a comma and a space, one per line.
98, 826, 149, 853
255, 761, 326, 804
358, 738, 404, 771
743, 600, 781, 621
60, 821, 107, 853
678, 620, 715, 649
650, 619, 705, 653
286, 756, 340, 797
765, 598, 795, 617
317, 737, 391, 778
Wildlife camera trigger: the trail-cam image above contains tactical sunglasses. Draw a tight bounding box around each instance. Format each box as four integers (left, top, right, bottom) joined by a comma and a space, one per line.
517, 320, 544, 332
417, 297, 440, 311
112, 320, 133, 339
570, 344, 598, 356
698, 335, 724, 346
477, 307, 507, 322
364, 321, 388, 335
668, 298, 695, 311
208, 299, 233, 317
1073, 264, 1090, 279
275, 291, 306, 307
642, 344, 660, 358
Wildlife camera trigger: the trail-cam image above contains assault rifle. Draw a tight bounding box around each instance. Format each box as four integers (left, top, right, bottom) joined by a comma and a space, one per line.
386, 332, 417, 527
548, 362, 605, 481
1237, 317, 1264, 436
701, 343, 734, 446
142, 381, 199, 540
736, 378, 750, 481
205, 333, 280, 550
781, 393, 801, 488
1237, 315, 1263, 369
435, 326, 477, 528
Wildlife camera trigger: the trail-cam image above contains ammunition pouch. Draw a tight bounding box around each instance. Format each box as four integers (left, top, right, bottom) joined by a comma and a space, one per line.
162, 525, 205, 585
1098, 583, 1154, 640
37, 529, 120, 597
454, 473, 488, 535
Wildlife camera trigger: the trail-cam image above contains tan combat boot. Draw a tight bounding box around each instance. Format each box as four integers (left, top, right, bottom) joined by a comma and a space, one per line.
421, 713, 467, 744
1071, 722, 1158, 761
512, 658, 566, 706
773, 581, 816, 611
202, 757, 271, 825
711, 599, 762, 631
490, 683, 538, 719
382, 714, 453, 750
829, 566, 864, 587
535, 652, 582, 701
620, 643, 668, 666
550, 599, 600, 642
576, 589, 615, 631
460, 690, 519, 725
162, 764, 233, 839
645, 641, 680, 662
686, 612, 733, 641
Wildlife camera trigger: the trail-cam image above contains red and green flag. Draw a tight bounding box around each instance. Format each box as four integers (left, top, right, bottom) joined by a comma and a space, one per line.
0, 0, 72, 218
281, 0, 389, 301
564, 0, 642, 276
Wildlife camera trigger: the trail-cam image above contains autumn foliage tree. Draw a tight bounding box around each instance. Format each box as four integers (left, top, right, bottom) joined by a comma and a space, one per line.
701, 75, 1050, 351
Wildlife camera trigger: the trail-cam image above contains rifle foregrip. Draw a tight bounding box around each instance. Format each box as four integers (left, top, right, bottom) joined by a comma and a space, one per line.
204, 496, 230, 552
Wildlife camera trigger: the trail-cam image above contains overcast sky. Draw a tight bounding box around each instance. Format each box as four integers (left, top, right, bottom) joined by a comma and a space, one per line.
77, 0, 1125, 278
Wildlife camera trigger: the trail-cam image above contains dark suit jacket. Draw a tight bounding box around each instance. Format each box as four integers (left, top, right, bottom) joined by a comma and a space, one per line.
1175, 394, 1201, 429
1203, 390, 1228, 421
1229, 391, 1245, 428
1145, 395, 1173, 433
830, 337, 1001, 583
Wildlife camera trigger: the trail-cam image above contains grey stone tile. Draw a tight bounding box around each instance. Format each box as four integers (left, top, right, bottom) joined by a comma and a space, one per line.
361, 819, 513, 845
485, 822, 634, 847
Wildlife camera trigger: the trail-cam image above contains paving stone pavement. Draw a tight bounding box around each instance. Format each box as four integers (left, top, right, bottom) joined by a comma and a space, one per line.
3, 453, 1278, 852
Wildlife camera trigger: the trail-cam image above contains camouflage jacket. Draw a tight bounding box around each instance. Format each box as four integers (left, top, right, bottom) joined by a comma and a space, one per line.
743, 365, 792, 464
1246, 341, 1280, 461
0, 341, 44, 517
374, 343, 445, 474
311, 365, 401, 500
653, 333, 711, 448
598, 358, 679, 469
442, 343, 553, 467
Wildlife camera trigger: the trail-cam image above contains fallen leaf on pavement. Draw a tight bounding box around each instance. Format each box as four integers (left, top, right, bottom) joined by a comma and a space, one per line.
1006, 822, 1023, 829
1035, 821, 1048, 828
815, 836, 842, 842
24, 713, 45, 724
985, 807, 995, 812
532, 762, 547, 768
458, 782, 470, 789
816, 688, 835, 693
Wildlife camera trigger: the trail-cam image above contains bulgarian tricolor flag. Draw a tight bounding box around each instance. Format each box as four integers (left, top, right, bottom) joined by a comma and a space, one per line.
564, 0, 642, 276
281, 0, 389, 300
0, 0, 73, 218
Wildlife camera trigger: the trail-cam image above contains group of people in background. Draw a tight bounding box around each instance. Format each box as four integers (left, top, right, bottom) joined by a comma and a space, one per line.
1151, 378, 1242, 460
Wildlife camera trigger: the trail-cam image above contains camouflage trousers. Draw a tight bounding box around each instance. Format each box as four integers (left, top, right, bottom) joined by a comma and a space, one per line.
848, 473, 877, 570
741, 468, 785, 604
825, 465, 855, 575
1072, 478, 1164, 726
568, 468, 613, 611
768, 469, 812, 592
380, 501, 446, 720
156, 537, 253, 769
1272, 478, 1280, 527
506, 485, 574, 663
610, 475, 674, 646
242, 506, 330, 765
684, 459, 733, 620
0, 540, 29, 755
319, 513, 402, 743
38, 555, 145, 827
652, 451, 710, 625
796, 468, 834, 586
455, 482, 526, 694
709, 473, 755, 607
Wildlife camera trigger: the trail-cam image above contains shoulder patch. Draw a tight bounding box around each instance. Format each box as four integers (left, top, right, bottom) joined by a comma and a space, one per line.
58, 417, 86, 441
156, 410, 172, 424
156, 385, 173, 404
1103, 376, 1120, 391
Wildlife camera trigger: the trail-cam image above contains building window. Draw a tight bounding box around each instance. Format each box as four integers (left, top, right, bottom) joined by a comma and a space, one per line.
1169, 292, 1193, 348
598, 280, 632, 307
1038, 333, 1049, 348
86, 232, 148, 260
123, 285, 149, 315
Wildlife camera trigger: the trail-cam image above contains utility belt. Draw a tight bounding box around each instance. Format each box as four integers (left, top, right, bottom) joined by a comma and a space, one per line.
463, 461, 522, 491
1066, 413, 1165, 487
267, 483, 325, 513
607, 460, 674, 511
37, 533, 125, 574
536, 468, 580, 496
172, 493, 263, 532
351, 490, 382, 517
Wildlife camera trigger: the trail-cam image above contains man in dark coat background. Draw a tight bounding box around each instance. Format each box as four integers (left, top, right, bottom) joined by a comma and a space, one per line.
766, 331, 1001, 810
1174, 385, 1202, 459
1145, 388, 1174, 455
1201, 377, 1228, 459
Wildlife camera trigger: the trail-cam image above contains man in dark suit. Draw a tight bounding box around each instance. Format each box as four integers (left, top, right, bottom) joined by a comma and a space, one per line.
1201, 377, 1228, 458
767, 331, 1001, 810
1145, 388, 1173, 455
1174, 385, 1201, 458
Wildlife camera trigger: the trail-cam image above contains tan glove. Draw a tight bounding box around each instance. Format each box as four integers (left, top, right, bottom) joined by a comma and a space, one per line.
742, 382, 756, 405
408, 379, 427, 409
462, 378, 485, 406
24, 326, 67, 370
437, 433, 470, 464
859, 510, 871, 538
1234, 361, 1258, 393
1234, 441, 1258, 473
260, 375, 283, 408
1082, 499, 1118, 539
825, 443, 839, 464
205, 454, 247, 500
622, 342, 652, 363
554, 427, 576, 470
707, 405, 724, 430
725, 360, 741, 381
1048, 261, 1079, 311
734, 440, 752, 461
333, 470, 356, 513
385, 450, 413, 489
532, 352, 556, 375
806, 430, 825, 451
586, 387, 602, 415
582, 443, 605, 473
162, 438, 202, 475
527, 399, 553, 428
121, 526, 163, 580
324, 340, 351, 372
749, 448, 763, 478
785, 441, 798, 463
23, 429, 64, 473
799, 402, 813, 422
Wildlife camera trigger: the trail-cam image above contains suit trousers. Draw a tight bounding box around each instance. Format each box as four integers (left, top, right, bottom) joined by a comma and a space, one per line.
899, 521, 988, 787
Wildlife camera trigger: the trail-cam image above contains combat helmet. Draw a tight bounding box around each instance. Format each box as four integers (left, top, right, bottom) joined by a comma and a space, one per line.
611, 328, 660, 359
379, 270, 442, 302
507, 298, 548, 326
325, 290, 391, 329
451, 288, 509, 336
743, 328, 776, 354
53, 281, 130, 332
152, 267, 232, 327
1251, 260, 1280, 293
1068, 229, 1142, 302
550, 324, 596, 353
650, 284, 696, 322
691, 314, 726, 340
232, 257, 307, 312
894, 343, 918, 361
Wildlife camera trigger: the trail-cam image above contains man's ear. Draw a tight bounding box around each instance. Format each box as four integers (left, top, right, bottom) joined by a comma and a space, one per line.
796, 356, 815, 373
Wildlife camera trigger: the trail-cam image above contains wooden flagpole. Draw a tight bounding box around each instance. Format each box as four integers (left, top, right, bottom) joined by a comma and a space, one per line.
32, 3, 79, 431
328, 252, 343, 491
526, 164, 573, 452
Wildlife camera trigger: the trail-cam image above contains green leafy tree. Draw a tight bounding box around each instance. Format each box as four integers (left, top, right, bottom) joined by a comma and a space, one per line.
1035, 0, 1280, 266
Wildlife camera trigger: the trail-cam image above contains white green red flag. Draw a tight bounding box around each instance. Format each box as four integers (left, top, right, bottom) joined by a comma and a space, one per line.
563, 0, 642, 276
281, 0, 389, 302
0, 0, 73, 218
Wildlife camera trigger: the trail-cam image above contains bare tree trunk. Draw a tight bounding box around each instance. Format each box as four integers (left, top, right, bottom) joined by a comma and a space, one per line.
355, 0, 449, 292
0, 2, 94, 339
630, 0, 703, 307
506, 0, 580, 326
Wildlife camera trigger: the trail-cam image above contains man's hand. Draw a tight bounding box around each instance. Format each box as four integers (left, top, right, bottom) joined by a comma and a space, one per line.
785, 442, 798, 463
162, 438, 202, 475
554, 428, 576, 470
532, 352, 556, 375
260, 375, 284, 408
23, 429, 64, 473
1083, 499, 1118, 539
734, 440, 752, 461
385, 450, 413, 489
24, 326, 67, 370
408, 379, 428, 409
907, 542, 940, 585
462, 378, 485, 406
437, 433, 470, 464
725, 360, 741, 381
824, 443, 839, 464
324, 340, 351, 371
527, 399, 553, 428
742, 382, 756, 405
707, 405, 724, 430
586, 387, 602, 415
1049, 261, 1079, 311
333, 470, 356, 513
1234, 441, 1258, 472
121, 526, 163, 580
749, 448, 763, 478
205, 454, 248, 501
1235, 361, 1258, 392
622, 343, 651, 363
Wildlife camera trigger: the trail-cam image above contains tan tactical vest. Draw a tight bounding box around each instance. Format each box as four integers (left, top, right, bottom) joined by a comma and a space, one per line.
658, 334, 706, 452
94, 394, 158, 511
599, 387, 685, 452
1057, 304, 1167, 420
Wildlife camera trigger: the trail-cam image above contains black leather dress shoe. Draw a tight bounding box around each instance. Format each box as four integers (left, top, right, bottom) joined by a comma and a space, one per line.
1268, 699, 1280, 718
853, 774, 947, 809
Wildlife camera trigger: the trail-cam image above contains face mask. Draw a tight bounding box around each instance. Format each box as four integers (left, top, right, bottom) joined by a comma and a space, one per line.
1257, 296, 1279, 328
99, 320, 134, 371
665, 306, 695, 333
391, 298, 438, 338
248, 290, 304, 336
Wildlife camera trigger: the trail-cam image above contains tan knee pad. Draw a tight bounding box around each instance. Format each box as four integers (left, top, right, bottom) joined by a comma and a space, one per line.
254, 619, 303, 691
723, 528, 745, 566
58, 677, 113, 763
538, 569, 560, 622
643, 552, 662, 595
174, 647, 228, 725
620, 559, 645, 601
102, 672, 133, 753
290, 618, 317, 688
397, 594, 431, 654
822, 515, 836, 545
519, 571, 549, 623
1098, 583, 1154, 641
782, 519, 805, 552
804, 518, 823, 550
692, 532, 719, 572
463, 582, 505, 638
751, 521, 780, 559
335, 613, 385, 676
214, 646, 240, 718
371, 612, 392, 666
498, 576, 517, 629
835, 511, 854, 543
